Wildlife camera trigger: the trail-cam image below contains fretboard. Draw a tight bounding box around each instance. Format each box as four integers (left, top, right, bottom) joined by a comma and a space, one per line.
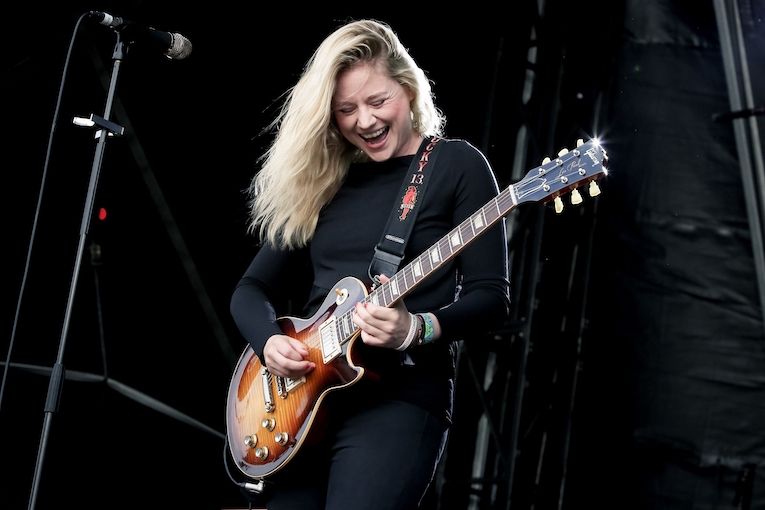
334, 183, 519, 346
373, 185, 517, 307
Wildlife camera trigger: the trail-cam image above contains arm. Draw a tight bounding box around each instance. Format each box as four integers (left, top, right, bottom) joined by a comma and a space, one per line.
430, 142, 510, 342
230, 243, 315, 376
352, 142, 509, 349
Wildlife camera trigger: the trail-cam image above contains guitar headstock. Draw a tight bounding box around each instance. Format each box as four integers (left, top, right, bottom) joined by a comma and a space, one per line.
514, 138, 608, 212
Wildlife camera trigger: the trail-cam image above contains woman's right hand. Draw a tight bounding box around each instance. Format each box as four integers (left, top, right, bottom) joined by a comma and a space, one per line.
263, 335, 316, 378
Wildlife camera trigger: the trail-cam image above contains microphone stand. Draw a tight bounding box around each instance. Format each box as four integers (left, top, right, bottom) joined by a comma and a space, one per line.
27, 35, 128, 510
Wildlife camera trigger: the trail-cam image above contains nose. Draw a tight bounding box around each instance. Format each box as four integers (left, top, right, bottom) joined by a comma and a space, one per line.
357, 107, 376, 129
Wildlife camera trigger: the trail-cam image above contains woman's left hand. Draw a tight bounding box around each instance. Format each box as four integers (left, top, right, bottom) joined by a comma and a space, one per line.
353, 274, 412, 349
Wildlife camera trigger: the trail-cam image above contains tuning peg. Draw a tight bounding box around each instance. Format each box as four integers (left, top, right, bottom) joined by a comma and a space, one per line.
570, 189, 583, 205
588, 181, 601, 197
542, 156, 551, 165
557, 148, 569, 157
554, 196, 564, 213
576, 138, 584, 147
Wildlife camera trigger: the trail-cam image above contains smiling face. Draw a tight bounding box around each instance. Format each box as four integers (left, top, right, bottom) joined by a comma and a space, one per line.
332, 60, 422, 161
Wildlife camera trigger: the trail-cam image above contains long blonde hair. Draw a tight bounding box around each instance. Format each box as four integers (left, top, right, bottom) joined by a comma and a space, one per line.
247, 19, 444, 249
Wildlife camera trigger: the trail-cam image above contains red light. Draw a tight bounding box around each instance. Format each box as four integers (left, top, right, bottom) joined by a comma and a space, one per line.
98, 208, 108, 221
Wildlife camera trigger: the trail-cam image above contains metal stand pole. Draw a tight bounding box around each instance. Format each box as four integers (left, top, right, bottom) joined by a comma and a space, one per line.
713, 0, 765, 334
27, 37, 128, 510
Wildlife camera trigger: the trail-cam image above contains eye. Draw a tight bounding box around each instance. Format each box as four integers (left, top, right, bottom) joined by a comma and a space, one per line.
370, 98, 385, 107
336, 106, 356, 115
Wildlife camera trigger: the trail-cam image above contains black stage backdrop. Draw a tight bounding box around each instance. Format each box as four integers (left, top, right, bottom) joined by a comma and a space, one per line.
1, 2, 763, 509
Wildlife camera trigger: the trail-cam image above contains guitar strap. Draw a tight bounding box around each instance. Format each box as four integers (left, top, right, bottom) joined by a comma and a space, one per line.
368, 136, 444, 285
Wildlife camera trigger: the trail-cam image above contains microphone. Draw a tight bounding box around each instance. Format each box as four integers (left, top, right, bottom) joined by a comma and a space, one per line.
87, 11, 192, 60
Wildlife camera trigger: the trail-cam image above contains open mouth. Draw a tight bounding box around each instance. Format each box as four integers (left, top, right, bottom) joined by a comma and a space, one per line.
360, 126, 389, 145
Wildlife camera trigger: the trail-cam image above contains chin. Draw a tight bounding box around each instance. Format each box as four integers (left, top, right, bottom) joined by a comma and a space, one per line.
366, 148, 396, 162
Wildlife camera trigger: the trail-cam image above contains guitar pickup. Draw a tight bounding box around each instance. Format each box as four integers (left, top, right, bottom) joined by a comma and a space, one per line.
319, 316, 342, 363
261, 367, 275, 413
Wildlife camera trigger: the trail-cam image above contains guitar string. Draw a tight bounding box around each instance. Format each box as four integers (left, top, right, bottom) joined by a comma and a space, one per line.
308, 147, 603, 357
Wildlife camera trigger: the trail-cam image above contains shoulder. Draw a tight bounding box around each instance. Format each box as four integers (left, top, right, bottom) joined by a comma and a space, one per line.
436, 138, 493, 173
437, 138, 486, 161
435, 138, 498, 186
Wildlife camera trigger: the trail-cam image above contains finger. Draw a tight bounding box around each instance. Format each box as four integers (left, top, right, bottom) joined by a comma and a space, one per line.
354, 301, 372, 322
267, 347, 313, 369
373, 274, 409, 315
354, 305, 385, 338
278, 343, 307, 362
362, 303, 406, 337
281, 357, 315, 372
287, 337, 310, 356
271, 359, 314, 378
362, 301, 392, 319
357, 301, 396, 323
360, 329, 383, 346
354, 302, 380, 330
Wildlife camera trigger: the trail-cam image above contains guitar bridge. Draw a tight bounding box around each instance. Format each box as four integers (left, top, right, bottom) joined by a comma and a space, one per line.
285, 376, 305, 391
275, 376, 287, 398
276, 374, 305, 398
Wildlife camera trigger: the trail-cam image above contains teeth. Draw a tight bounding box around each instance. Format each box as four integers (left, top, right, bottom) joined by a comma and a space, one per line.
361, 127, 386, 140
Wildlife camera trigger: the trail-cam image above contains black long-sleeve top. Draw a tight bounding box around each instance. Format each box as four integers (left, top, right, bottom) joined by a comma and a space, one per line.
230, 139, 509, 422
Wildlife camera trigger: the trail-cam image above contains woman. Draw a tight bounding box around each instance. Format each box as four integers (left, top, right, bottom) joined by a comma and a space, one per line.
230, 19, 509, 509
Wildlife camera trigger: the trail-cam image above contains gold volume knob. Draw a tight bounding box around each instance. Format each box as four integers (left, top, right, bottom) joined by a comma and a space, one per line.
255, 446, 269, 461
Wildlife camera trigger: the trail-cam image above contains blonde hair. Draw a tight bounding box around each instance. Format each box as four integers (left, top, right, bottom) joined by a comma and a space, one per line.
247, 19, 444, 249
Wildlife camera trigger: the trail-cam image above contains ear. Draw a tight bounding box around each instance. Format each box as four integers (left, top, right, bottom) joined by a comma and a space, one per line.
405, 86, 416, 103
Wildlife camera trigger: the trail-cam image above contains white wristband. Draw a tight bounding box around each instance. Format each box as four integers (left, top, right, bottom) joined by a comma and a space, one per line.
395, 313, 418, 351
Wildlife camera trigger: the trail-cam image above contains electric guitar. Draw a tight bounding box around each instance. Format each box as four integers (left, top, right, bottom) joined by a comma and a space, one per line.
226, 138, 608, 485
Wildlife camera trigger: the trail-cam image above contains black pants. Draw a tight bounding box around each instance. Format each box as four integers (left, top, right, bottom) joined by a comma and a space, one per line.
263, 395, 449, 510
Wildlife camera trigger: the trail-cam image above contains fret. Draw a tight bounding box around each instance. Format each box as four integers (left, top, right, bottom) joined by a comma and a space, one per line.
346, 313, 356, 334
401, 266, 411, 290
339, 313, 351, 338
460, 222, 473, 244
413, 258, 423, 279
484, 199, 499, 224
380, 284, 391, 307
472, 210, 485, 231
449, 229, 463, 250
390, 276, 400, 297
420, 250, 433, 274
496, 190, 510, 215
370, 292, 379, 306
429, 246, 441, 265
440, 237, 453, 258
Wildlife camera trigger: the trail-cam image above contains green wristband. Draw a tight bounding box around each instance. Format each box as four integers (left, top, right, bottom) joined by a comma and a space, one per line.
419, 313, 435, 344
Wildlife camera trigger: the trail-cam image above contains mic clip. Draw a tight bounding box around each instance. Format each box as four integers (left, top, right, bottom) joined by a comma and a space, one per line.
72, 114, 125, 139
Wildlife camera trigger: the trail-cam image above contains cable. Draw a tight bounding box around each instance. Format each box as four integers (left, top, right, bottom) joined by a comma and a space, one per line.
222, 433, 269, 507
0, 12, 90, 414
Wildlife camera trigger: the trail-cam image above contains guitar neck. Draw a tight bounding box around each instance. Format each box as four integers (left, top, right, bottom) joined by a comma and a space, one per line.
370, 185, 517, 308
332, 139, 606, 344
